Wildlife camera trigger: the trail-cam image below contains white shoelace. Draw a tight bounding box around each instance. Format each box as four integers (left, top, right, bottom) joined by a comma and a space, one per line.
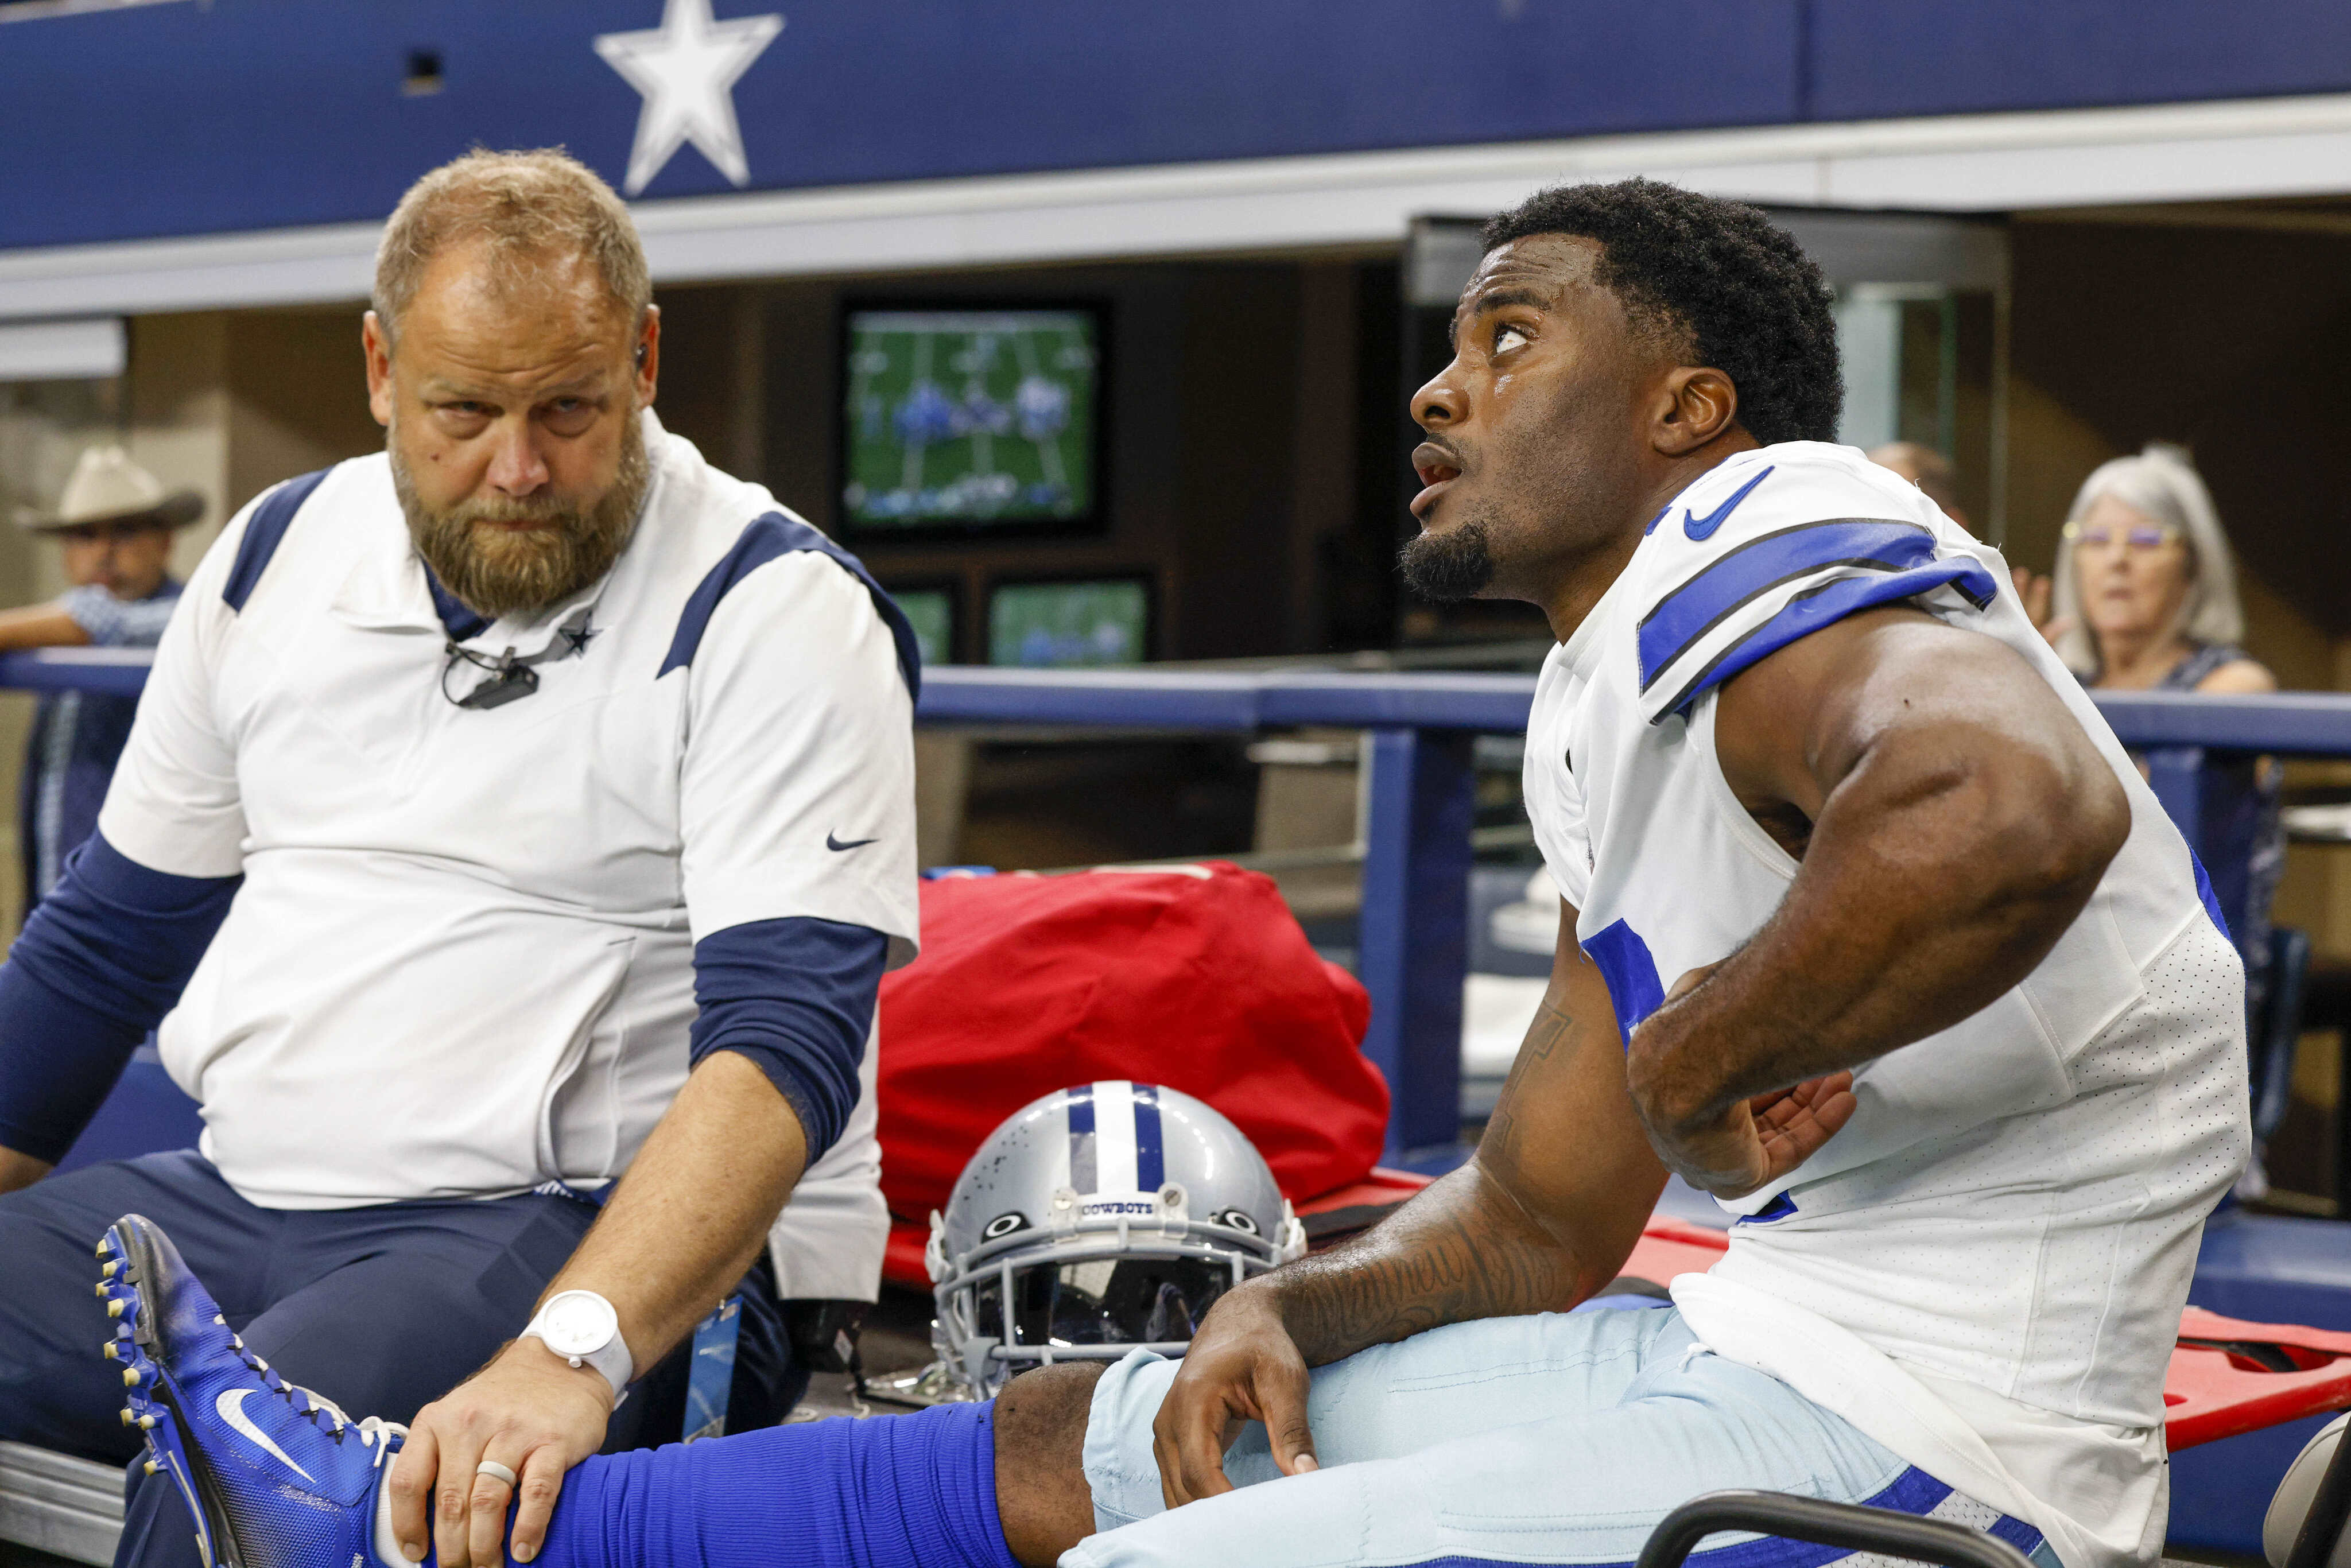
213, 1314, 407, 1465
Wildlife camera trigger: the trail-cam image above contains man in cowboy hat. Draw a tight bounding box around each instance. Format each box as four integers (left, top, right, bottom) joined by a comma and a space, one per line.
1, 445, 204, 909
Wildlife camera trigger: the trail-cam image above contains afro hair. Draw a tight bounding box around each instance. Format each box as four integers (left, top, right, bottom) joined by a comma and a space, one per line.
1481, 178, 1841, 447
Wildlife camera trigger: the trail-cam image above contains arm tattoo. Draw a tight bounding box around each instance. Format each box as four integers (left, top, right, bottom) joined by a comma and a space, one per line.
1482, 998, 1573, 1170
1275, 999, 1585, 1365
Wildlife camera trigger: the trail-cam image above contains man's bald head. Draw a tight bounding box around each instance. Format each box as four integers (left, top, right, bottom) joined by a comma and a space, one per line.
374, 149, 650, 347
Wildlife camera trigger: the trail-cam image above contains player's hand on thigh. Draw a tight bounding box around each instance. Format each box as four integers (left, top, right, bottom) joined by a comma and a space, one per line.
386, 1340, 615, 1566
1152, 1280, 1316, 1510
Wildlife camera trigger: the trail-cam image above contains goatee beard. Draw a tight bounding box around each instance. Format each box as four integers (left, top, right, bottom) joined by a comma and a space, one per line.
392, 414, 651, 622
1399, 520, 1496, 603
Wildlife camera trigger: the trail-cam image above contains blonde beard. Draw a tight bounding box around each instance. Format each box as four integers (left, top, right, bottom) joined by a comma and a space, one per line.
391, 413, 650, 621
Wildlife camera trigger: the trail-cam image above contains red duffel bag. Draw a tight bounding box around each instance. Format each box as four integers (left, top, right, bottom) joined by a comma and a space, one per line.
875, 863, 1388, 1227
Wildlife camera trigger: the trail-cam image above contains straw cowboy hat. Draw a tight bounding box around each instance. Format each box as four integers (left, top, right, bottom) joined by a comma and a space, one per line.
15, 445, 204, 533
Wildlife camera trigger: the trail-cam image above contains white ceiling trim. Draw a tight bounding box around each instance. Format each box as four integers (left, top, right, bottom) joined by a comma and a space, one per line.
8, 90, 2351, 320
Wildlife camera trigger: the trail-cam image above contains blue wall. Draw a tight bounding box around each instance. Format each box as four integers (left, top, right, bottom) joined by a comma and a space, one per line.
1, 0, 2347, 251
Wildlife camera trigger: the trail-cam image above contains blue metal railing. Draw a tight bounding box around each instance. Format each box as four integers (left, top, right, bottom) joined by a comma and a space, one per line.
9, 650, 2341, 1163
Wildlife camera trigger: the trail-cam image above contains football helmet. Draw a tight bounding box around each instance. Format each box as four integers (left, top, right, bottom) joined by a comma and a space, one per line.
927, 1081, 1306, 1399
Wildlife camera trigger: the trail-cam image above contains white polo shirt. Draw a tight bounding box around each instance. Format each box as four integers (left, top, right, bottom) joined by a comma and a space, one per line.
98, 410, 919, 1299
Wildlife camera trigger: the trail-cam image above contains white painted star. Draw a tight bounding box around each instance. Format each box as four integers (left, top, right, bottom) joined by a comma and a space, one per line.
594, 0, 784, 196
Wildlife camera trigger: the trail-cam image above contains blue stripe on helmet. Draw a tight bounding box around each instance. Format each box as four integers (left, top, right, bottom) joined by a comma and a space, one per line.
1132, 1082, 1165, 1191
1065, 1085, 1097, 1194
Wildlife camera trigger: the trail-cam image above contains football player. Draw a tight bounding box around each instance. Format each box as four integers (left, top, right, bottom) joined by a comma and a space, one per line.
92, 178, 2244, 1568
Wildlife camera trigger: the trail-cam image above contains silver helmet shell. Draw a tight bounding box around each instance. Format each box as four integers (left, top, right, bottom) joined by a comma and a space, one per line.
928, 1081, 1306, 1399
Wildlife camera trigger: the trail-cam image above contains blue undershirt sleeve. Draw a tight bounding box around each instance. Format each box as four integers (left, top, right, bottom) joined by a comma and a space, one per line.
0, 833, 240, 1163
689, 916, 888, 1163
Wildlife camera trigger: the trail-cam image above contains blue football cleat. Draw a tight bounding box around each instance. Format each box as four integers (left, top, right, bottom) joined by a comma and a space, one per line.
99, 1213, 410, 1568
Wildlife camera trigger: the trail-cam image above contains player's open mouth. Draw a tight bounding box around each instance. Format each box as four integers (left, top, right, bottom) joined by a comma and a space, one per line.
1410, 443, 1463, 520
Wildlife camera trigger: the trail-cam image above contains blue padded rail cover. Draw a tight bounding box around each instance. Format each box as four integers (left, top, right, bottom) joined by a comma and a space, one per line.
221, 467, 331, 611
689, 916, 888, 1162
659, 513, 921, 698
0, 835, 239, 1163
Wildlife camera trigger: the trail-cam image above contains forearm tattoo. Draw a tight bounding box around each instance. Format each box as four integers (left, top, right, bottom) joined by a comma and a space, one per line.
1274, 999, 1585, 1366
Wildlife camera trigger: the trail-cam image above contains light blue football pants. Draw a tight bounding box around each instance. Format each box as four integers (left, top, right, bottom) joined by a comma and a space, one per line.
1066, 1306, 2060, 1568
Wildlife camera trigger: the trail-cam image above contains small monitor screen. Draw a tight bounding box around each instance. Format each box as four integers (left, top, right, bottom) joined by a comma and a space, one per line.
891, 587, 956, 667
988, 579, 1149, 668
841, 307, 1101, 534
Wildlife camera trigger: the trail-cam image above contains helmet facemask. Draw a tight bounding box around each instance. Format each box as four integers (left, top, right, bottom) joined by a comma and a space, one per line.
907, 1082, 1309, 1403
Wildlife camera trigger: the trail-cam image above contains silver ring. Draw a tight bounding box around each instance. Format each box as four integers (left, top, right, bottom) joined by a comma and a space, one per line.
475, 1460, 518, 1488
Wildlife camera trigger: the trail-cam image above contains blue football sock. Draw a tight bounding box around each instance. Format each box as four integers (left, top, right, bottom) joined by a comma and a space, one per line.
530, 1402, 1019, 1568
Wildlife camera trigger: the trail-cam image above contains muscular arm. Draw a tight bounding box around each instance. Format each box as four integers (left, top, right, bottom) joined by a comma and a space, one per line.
1154, 903, 1724, 1504
1625, 606, 2131, 1194
1268, 923, 1659, 1364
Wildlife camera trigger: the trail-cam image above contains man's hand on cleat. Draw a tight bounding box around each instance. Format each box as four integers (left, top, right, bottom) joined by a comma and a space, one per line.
389, 1344, 613, 1566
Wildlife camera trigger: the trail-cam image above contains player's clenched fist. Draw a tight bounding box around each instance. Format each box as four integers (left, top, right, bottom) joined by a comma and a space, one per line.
1151, 1279, 1319, 1509
1625, 962, 1857, 1198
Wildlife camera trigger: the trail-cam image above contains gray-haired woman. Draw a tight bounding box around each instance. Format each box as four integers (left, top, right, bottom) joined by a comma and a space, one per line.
2020, 445, 2282, 1187
2034, 442, 2275, 697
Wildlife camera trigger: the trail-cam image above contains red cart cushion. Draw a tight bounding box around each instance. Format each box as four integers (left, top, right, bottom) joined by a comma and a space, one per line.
875, 864, 1389, 1229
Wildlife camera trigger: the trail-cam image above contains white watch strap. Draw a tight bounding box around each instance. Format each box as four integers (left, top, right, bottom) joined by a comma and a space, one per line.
520, 1291, 634, 1397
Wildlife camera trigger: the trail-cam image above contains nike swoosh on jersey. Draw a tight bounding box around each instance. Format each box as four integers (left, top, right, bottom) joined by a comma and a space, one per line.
216, 1387, 315, 1482
825, 832, 878, 852
1682, 465, 1775, 541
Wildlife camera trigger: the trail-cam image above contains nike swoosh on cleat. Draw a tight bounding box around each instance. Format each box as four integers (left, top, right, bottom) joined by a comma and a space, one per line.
1682, 465, 1775, 541
825, 832, 878, 852
217, 1388, 314, 1482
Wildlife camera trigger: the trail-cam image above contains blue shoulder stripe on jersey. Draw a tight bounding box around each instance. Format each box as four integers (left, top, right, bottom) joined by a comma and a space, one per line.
1065, 1084, 1098, 1194
1650, 558, 1999, 722
1737, 1191, 1798, 1225
1638, 518, 1944, 690
1580, 919, 1664, 1047
2190, 848, 2233, 942
221, 467, 331, 611
658, 511, 921, 697
1131, 1082, 1165, 1191
1375, 1466, 2046, 1568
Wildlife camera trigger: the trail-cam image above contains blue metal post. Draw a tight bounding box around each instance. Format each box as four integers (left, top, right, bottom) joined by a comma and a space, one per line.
1357, 727, 1476, 1165
2141, 746, 2212, 869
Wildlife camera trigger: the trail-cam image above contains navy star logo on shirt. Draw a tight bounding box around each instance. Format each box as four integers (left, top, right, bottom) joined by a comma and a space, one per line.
560, 621, 600, 655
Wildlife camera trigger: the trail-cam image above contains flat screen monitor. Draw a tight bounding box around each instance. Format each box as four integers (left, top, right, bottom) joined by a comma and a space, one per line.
887, 584, 959, 668
839, 305, 1104, 537
987, 577, 1150, 668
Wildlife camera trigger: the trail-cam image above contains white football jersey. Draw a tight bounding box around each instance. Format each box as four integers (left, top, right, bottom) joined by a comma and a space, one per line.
1522, 441, 2248, 1568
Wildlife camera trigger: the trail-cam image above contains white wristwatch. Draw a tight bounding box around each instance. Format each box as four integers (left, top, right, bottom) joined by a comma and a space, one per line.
519, 1290, 634, 1398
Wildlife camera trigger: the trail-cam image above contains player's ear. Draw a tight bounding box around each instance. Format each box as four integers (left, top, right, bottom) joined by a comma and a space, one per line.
1653, 366, 1739, 457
